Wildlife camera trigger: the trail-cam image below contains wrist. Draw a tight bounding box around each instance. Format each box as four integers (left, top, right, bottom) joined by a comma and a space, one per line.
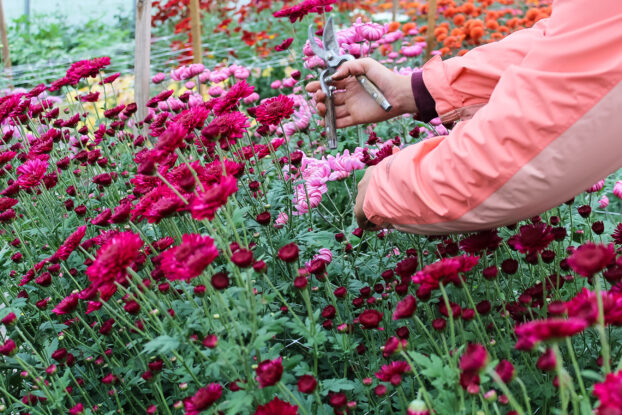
393, 73, 418, 115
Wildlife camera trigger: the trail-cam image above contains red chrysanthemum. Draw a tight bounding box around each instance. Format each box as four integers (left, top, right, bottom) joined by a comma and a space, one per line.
86, 232, 144, 301
375, 360, 411, 386
65, 57, 111, 84
566, 242, 615, 278
594, 370, 622, 415
255, 95, 295, 126
183, 383, 222, 415
514, 318, 588, 350
254, 397, 298, 415
52, 293, 79, 315
412, 255, 479, 292
565, 288, 622, 326
160, 234, 218, 281
51, 225, 87, 262
273, 0, 336, 23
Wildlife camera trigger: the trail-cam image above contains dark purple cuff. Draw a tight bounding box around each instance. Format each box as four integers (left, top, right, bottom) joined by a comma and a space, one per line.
411, 71, 438, 123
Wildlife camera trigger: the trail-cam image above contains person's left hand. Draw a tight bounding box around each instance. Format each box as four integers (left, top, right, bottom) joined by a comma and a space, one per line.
354, 166, 380, 231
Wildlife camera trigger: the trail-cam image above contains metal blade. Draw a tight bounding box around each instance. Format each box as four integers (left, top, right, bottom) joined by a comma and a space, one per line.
322, 15, 340, 55
307, 24, 326, 60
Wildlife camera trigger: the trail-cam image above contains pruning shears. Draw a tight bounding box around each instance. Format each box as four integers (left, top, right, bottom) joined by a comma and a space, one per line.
308, 15, 392, 149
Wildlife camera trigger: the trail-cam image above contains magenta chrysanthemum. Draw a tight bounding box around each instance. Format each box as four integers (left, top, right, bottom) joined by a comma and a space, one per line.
160, 234, 218, 281
86, 232, 144, 301
16, 159, 48, 188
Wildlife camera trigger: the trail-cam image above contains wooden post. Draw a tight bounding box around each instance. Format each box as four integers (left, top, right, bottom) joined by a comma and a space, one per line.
425, 0, 438, 60
0, 0, 11, 71
134, 0, 151, 121
189, 0, 203, 64
392, 0, 399, 22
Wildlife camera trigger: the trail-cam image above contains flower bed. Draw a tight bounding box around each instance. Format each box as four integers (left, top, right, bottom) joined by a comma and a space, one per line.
3, 1, 622, 415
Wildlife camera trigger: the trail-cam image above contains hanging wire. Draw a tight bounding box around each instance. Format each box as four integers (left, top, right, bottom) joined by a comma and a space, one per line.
0, 33, 293, 91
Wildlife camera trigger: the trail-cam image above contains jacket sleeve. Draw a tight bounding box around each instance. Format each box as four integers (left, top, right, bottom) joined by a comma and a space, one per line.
363, 0, 622, 234
420, 18, 549, 123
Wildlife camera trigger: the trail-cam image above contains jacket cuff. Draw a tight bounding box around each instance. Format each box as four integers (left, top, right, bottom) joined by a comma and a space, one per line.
411, 70, 438, 123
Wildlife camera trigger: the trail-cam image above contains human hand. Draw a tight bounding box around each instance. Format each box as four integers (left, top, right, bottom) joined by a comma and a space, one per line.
306, 58, 417, 129
354, 166, 381, 231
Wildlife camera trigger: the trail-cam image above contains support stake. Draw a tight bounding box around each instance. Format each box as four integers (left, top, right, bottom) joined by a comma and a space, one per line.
392, 0, 399, 23
0, 0, 11, 74
189, 0, 203, 64
425, 0, 438, 60
134, 0, 151, 122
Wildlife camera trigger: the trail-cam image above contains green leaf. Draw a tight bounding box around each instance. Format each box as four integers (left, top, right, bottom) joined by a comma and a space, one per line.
142, 335, 180, 355
320, 378, 356, 394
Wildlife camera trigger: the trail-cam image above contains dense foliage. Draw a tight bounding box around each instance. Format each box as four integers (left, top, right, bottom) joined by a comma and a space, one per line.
4, 1, 622, 415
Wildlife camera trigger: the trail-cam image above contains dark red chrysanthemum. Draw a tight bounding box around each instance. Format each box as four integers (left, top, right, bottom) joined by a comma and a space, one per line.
254, 397, 298, 415
297, 375, 317, 394
255, 356, 283, 388
183, 383, 222, 415
203, 111, 249, 140
566, 243, 615, 278
495, 359, 515, 383
278, 242, 299, 263
511, 223, 555, 254
459, 230, 502, 254
612, 223, 622, 245
255, 95, 295, 126
459, 343, 488, 374
159, 234, 218, 281
359, 309, 383, 329
275, 37, 294, 52
86, 232, 144, 301
392, 295, 417, 320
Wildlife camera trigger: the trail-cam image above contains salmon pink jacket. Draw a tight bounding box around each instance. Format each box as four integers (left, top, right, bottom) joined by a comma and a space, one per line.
363, 0, 622, 234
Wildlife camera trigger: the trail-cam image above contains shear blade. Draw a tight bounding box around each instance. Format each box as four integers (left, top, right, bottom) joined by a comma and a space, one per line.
307, 24, 326, 60
322, 16, 340, 56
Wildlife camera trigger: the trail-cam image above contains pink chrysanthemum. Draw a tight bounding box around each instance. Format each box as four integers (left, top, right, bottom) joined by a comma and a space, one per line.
160, 234, 218, 281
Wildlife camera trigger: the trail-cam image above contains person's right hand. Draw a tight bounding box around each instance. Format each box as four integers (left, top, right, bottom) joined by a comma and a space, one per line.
305, 57, 418, 129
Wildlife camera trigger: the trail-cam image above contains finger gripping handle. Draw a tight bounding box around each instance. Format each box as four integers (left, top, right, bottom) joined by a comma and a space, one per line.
356, 75, 392, 112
